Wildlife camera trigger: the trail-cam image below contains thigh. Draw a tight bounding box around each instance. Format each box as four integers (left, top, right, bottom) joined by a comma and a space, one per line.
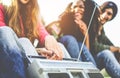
0, 26, 19, 48
114, 52, 120, 63
59, 35, 80, 58
78, 42, 96, 65
0, 27, 26, 78
58, 42, 71, 58
96, 50, 119, 69
96, 50, 120, 78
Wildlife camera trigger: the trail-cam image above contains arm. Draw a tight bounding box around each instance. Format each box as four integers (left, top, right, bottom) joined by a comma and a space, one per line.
44, 35, 63, 60
97, 30, 120, 52
109, 46, 120, 52
75, 19, 90, 49
94, 33, 120, 53
0, 4, 6, 26
37, 23, 63, 60
94, 39, 120, 53
85, 34, 90, 50
98, 29, 113, 45
74, 12, 90, 49
94, 38, 110, 53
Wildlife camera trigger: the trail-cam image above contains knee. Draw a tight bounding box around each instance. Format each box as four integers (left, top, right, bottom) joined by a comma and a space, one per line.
64, 35, 76, 41
60, 35, 77, 44
0, 26, 12, 33
19, 38, 31, 43
0, 26, 14, 38
97, 50, 113, 59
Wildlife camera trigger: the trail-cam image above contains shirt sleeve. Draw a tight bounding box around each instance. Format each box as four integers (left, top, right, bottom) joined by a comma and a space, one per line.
37, 23, 49, 46
0, 4, 6, 26
94, 39, 110, 54
93, 29, 113, 54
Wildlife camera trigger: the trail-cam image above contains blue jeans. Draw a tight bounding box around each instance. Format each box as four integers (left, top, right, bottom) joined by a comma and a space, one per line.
58, 35, 96, 66
0, 26, 26, 78
96, 50, 120, 78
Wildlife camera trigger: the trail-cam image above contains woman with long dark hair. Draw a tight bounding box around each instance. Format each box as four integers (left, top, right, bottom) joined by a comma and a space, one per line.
58, 0, 96, 65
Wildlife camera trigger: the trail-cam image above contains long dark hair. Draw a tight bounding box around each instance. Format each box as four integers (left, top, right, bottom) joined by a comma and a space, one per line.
83, 0, 101, 52
58, 0, 85, 42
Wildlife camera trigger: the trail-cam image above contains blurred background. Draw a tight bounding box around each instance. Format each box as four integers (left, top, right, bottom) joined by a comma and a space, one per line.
38, 0, 120, 47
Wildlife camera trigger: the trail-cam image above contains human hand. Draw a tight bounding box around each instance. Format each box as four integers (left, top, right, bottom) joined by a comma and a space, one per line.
75, 19, 87, 35
36, 48, 54, 59
45, 35, 63, 60
74, 12, 87, 35
110, 46, 120, 52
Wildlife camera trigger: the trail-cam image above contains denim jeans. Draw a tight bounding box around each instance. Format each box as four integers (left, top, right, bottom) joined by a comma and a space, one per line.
0, 26, 26, 78
58, 35, 96, 66
96, 50, 120, 78
58, 43, 71, 58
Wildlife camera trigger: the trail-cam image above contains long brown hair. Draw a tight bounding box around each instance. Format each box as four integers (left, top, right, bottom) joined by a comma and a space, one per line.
1, 0, 40, 43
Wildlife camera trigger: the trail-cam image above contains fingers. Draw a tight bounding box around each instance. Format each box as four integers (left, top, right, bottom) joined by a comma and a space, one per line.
48, 51, 63, 60
48, 53, 56, 60
36, 48, 53, 55
36, 48, 63, 60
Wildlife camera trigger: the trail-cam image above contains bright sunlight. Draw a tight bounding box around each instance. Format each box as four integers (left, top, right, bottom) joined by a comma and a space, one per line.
38, 0, 120, 47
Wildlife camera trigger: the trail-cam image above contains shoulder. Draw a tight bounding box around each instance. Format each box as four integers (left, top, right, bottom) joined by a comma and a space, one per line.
0, 4, 5, 16
0, 4, 4, 11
